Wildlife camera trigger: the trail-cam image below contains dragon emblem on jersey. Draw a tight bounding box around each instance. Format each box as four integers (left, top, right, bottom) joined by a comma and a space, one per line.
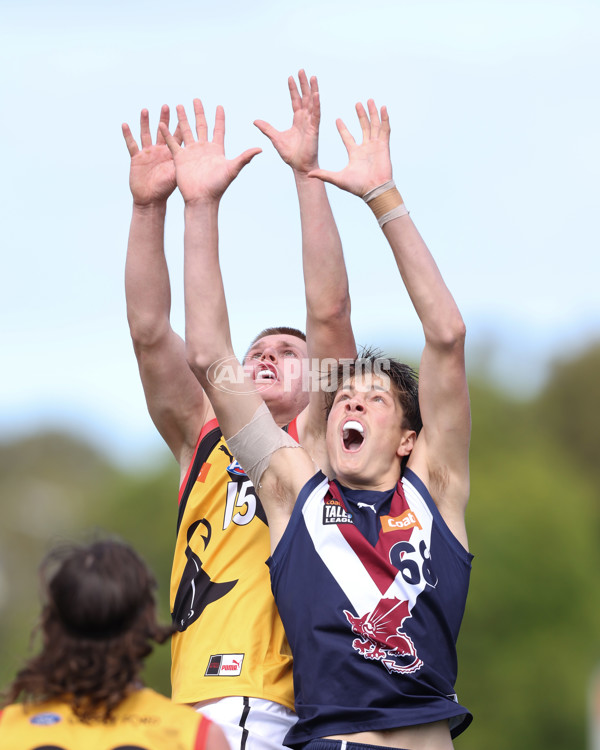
344, 596, 423, 674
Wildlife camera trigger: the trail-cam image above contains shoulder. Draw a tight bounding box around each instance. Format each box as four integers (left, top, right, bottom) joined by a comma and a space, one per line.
402, 463, 470, 553
0, 700, 67, 728
178, 416, 224, 491
123, 689, 200, 720
295, 406, 333, 478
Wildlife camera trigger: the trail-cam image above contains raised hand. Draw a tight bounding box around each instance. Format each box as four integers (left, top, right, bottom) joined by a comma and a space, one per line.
254, 70, 320, 175
122, 106, 181, 206
160, 99, 261, 204
308, 99, 393, 196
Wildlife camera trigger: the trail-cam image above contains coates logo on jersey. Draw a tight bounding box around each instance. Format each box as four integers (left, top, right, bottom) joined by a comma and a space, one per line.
226, 460, 248, 479
205, 653, 245, 677
380, 509, 422, 533
323, 498, 353, 525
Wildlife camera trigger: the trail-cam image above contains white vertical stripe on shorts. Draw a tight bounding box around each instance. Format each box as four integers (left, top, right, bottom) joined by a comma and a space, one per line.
195, 696, 296, 750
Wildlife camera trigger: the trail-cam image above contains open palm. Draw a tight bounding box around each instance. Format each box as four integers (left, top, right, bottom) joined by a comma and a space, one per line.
308, 100, 393, 196
254, 70, 320, 174
161, 99, 261, 204
122, 106, 178, 205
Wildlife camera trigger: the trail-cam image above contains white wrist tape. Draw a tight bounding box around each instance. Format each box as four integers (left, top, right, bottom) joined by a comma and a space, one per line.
226, 401, 302, 489
362, 179, 409, 227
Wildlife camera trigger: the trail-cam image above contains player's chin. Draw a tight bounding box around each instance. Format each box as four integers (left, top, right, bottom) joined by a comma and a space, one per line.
263, 384, 306, 408
253, 377, 278, 393
256, 383, 285, 402
335, 448, 367, 475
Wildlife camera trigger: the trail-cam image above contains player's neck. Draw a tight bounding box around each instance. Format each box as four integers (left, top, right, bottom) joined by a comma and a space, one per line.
265, 398, 305, 429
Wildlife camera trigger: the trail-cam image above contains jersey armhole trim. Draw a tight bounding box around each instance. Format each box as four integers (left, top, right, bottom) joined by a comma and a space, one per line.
178, 418, 220, 500
403, 467, 473, 565
176, 421, 222, 535
268, 470, 328, 575
283, 416, 299, 442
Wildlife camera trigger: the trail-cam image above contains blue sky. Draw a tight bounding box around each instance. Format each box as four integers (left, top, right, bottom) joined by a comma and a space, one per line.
1, 0, 599, 465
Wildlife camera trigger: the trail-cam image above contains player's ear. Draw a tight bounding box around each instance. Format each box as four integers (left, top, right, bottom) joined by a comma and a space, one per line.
396, 429, 416, 458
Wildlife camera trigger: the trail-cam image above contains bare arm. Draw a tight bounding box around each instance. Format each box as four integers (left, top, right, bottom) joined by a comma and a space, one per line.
160, 99, 261, 414
206, 718, 232, 750
123, 106, 208, 473
161, 102, 314, 550
255, 71, 357, 458
382, 210, 470, 540
310, 101, 470, 545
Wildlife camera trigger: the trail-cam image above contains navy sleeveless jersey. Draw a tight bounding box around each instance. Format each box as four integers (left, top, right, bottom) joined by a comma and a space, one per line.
268, 468, 473, 748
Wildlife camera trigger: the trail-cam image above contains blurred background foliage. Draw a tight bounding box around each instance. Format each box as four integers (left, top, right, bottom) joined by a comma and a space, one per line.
1, 342, 599, 750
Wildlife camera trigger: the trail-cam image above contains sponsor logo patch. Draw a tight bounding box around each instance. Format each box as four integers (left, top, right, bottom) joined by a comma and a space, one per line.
30, 712, 62, 726
226, 460, 248, 479
322, 501, 353, 525
380, 509, 422, 533
205, 653, 244, 676
196, 462, 211, 483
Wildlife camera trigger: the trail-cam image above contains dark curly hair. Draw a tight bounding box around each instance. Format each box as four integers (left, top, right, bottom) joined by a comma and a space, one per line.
2, 538, 174, 722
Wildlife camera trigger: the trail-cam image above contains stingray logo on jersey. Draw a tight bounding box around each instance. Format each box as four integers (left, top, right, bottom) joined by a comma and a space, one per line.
226, 459, 248, 479
344, 596, 423, 675
205, 653, 245, 676
323, 499, 353, 525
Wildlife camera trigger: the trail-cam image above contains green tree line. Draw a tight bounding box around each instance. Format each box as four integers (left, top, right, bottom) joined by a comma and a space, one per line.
1, 343, 599, 749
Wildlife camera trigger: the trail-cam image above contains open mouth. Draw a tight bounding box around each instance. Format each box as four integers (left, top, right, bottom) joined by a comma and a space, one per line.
342, 420, 365, 452
254, 365, 278, 384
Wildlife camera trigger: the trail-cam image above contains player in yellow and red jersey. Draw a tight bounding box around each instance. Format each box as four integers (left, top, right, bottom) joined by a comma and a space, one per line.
123, 71, 357, 750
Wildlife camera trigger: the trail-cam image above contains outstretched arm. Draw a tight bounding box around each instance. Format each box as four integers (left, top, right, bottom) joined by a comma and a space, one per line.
310, 101, 470, 546
160, 98, 261, 419
161, 103, 313, 549
255, 71, 357, 457
123, 106, 208, 474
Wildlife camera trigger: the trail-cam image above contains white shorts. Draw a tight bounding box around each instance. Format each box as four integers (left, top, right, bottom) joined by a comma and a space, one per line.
195, 696, 296, 750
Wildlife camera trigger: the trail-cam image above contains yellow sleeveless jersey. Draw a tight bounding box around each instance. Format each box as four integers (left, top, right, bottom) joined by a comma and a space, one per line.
0, 688, 210, 750
170, 418, 295, 708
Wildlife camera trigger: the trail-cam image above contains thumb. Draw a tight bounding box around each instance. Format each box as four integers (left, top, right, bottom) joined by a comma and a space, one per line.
159, 122, 180, 156
231, 147, 262, 176
253, 119, 279, 143
173, 124, 184, 147
306, 168, 341, 187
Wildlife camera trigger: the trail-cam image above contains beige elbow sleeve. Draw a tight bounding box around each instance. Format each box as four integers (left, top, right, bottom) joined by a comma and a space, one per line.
226, 402, 302, 488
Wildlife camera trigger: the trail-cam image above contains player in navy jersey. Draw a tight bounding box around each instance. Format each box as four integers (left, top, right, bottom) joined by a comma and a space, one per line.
167, 94, 472, 750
